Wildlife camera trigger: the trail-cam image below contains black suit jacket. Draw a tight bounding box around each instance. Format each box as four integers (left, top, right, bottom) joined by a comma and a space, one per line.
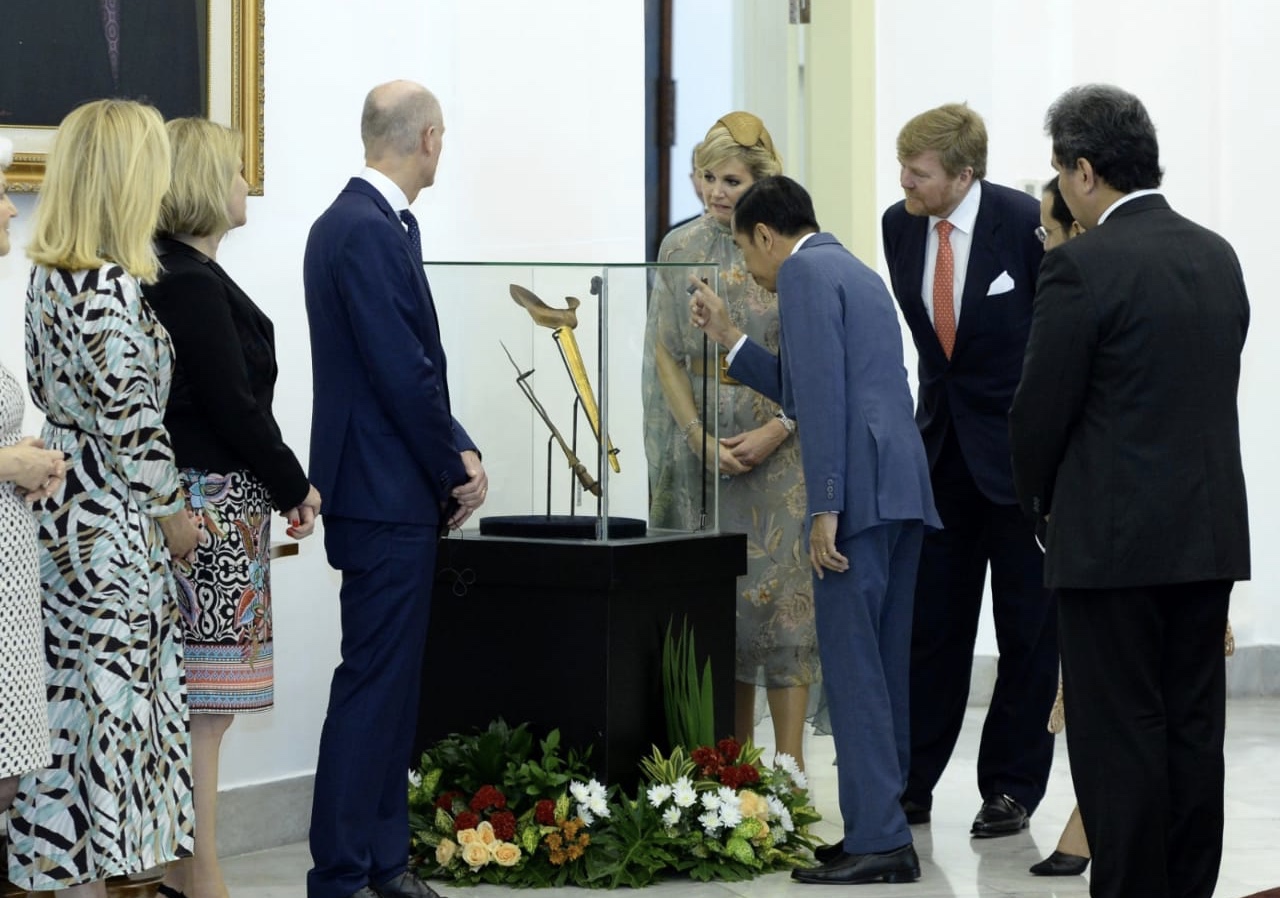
882, 181, 1043, 505
1009, 194, 1250, 589
145, 238, 310, 511
0, 0, 203, 126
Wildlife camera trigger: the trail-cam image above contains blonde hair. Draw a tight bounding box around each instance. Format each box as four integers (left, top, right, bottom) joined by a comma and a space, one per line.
158, 117, 243, 238
696, 112, 783, 181
896, 103, 988, 181
27, 99, 171, 283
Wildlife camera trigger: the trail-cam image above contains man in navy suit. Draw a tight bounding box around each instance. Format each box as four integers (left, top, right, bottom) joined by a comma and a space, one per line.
304, 80, 486, 898
691, 176, 939, 885
1012, 84, 1249, 898
881, 103, 1055, 837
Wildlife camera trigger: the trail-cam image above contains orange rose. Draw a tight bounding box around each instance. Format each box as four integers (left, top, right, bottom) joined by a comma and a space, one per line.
461, 840, 491, 870
492, 841, 522, 867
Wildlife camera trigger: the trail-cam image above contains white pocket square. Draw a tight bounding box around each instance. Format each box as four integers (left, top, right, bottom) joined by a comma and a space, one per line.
987, 271, 1016, 295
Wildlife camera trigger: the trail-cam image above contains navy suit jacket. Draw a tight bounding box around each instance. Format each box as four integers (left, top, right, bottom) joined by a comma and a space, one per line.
729, 233, 939, 541
304, 178, 475, 526
882, 181, 1042, 505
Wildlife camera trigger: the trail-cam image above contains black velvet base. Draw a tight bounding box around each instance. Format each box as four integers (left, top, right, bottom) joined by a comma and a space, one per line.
478, 514, 647, 540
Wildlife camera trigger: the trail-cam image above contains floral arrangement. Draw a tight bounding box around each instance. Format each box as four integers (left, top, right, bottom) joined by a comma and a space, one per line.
409, 720, 820, 889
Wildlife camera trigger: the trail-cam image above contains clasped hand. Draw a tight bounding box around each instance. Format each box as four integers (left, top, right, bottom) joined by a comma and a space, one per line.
9, 437, 66, 503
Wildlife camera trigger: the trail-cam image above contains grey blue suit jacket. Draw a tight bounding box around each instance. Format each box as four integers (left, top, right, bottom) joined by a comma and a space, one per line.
729, 232, 940, 541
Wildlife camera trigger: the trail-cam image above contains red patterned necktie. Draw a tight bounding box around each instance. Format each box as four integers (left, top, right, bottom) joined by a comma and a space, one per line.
933, 219, 956, 358
100, 0, 121, 85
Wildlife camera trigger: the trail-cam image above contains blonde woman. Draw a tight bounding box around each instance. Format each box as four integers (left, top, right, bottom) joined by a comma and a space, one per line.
7, 99, 199, 897
145, 117, 321, 898
643, 113, 819, 770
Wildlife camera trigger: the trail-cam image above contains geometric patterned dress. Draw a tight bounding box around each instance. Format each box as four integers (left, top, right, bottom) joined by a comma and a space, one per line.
0, 363, 52, 781
7, 264, 194, 889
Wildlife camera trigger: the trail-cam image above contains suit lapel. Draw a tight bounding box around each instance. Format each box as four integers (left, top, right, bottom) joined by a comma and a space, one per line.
954, 187, 1001, 350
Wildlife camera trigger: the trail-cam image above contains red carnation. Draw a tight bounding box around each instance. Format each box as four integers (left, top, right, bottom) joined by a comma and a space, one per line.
453, 811, 480, 832
691, 746, 722, 777
735, 763, 760, 784
535, 800, 557, 826
717, 737, 741, 762
470, 784, 507, 813
491, 810, 517, 841
718, 765, 742, 788
434, 790, 460, 811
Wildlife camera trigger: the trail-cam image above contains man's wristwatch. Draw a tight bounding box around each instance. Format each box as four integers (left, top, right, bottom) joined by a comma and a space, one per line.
774, 412, 796, 434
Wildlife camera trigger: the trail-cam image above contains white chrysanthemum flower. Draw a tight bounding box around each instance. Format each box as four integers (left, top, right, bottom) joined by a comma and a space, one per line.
698, 809, 722, 834
407, 770, 421, 787
587, 795, 610, 818
700, 791, 722, 811
578, 807, 595, 827
765, 795, 786, 820
719, 801, 743, 829
780, 807, 794, 832
775, 753, 808, 789
647, 783, 673, 807
662, 805, 682, 827
673, 777, 697, 808
717, 786, 738, 807
569, 781, 590, 804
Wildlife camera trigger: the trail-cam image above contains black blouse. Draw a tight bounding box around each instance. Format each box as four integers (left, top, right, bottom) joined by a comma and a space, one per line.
145, 237, 309, 511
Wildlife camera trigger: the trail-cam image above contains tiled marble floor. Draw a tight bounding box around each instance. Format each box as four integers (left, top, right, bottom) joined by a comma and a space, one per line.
224, 698, 1280, 897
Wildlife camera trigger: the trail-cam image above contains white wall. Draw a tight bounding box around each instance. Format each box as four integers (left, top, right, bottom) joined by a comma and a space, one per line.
0, 0, 646, 790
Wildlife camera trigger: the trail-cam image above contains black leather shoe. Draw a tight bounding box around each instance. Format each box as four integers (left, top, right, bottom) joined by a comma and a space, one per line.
970, 793, 1029, 837
813, 842, 843, 864
374, 871, 445, 898
1029, 850, 1090, 876
791, 843, 920, 885
902, 798, 931, 825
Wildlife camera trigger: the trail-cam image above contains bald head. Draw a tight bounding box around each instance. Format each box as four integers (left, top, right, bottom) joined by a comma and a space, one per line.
361, 80, 442, 161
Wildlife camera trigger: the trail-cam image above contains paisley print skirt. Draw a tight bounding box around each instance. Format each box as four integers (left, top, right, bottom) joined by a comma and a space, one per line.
176, 468, 275, 714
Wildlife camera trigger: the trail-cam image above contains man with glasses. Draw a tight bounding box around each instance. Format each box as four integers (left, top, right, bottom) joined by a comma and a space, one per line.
881, 103, 1054, 840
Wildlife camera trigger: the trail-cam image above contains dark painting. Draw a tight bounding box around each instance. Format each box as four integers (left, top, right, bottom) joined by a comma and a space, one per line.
0, 0, 208, 127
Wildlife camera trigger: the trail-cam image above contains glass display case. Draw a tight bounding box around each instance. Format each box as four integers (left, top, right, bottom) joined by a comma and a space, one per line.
426, 261, 723, 540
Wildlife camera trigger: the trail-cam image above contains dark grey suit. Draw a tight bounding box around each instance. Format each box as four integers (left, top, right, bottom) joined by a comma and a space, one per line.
1010, 193, 1250, 898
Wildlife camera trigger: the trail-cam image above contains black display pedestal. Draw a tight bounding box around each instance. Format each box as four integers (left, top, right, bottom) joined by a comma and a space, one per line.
415, 531, 745, 789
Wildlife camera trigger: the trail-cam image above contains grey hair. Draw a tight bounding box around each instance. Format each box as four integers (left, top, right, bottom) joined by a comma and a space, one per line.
1045, 84, 1162, 192
361, 85, 440, 157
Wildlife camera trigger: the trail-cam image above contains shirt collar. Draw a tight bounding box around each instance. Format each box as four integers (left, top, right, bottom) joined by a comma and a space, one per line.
359, 166, 411, 212
1098, 188, 1162, 225
790, 231, 819, 255
930, 178, 982, 235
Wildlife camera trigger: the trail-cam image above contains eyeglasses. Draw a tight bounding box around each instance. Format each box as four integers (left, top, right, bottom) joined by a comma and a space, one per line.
1034, 225, 1062, 244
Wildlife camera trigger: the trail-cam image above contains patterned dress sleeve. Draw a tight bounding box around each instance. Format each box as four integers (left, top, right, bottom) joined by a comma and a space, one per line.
81, 270, 185, 518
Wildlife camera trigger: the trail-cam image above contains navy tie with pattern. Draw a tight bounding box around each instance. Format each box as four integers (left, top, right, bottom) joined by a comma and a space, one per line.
399, 209, 422, 263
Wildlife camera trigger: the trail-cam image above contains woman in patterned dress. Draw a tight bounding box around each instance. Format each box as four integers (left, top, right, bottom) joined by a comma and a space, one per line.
145, 117, 321, 898
7, 99, 200, 896
643, 113, 820, 769
0, 140, 64, 816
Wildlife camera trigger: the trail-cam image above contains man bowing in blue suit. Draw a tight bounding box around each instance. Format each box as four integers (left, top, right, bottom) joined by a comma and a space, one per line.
691, 176, 939, 885
304, 80, 486, 898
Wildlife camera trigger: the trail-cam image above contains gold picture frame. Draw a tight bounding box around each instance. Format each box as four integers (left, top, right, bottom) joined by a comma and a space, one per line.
3, 0, 265, 194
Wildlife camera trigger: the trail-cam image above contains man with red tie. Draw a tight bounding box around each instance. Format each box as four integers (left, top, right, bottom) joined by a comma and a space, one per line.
881, 103, 1054, 838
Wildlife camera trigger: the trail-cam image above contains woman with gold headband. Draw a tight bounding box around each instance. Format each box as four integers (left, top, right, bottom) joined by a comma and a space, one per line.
643, 112, 819, 769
